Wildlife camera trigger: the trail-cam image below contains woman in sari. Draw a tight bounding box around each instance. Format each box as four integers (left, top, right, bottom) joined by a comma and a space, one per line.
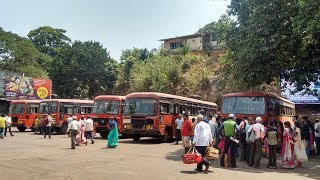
107, 118, 119, 148
76, 116, 87, 146
294, 121, 308, 167
281, 121, 295, 169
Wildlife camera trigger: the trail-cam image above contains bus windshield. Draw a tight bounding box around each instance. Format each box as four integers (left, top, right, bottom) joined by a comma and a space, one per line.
222, 96, 266, 115
10, 104, 25, 114
124, 98, 157, 116
39, 102, 58, 113
92, 100, 120, 114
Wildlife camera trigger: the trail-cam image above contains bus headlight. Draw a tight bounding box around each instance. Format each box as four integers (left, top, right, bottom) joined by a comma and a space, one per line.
123, 118, 131, 124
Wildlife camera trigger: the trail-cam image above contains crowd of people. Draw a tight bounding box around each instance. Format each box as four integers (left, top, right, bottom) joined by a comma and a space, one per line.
65, 115, 118, 149
177, 111, 320, 172
2, 109, 319, 172
0, 113, 119, 150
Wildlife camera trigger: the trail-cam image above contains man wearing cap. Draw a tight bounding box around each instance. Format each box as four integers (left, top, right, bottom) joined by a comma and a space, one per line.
247, 116, 265, 167
67, 114, 73, 137
218, 114, 239, 168
67, 116, 80, 149
192, 114, 213, 172
84, 115, 94, 145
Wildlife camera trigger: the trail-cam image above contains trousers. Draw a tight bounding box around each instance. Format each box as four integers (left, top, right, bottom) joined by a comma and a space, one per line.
220, 136, 237, 167
70, 129, 78, 148
195, 146, 210, 170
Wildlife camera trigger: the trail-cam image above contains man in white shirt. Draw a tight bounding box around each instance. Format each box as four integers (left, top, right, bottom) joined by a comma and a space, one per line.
67, 114, 73, 137
175, 114, 184, 145
247, 116, 265, 167
84, 115, 94, 145
314, 120, 320, 155
192, 115, 213, 172
67, 116, 80, 149
44, 113, 53, 139
5, 114, 14, 137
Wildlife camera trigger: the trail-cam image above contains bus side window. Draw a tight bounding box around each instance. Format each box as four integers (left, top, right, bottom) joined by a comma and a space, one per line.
169, 104, 174, 114
268, 97, 275, 115
187, 106, 192, 116
160, 103, 170, 114
26, 106, 31, 113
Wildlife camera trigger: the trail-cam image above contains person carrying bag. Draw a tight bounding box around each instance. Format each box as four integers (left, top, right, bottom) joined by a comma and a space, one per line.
183, 147, 202, 164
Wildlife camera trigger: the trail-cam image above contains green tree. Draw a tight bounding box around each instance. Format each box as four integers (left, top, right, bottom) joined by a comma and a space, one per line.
130, 55, 183, 94
227, 0, 320, 89
28, 26, 71, 57
114, 48, 154, 94
0, 27, 49, 77
50, 41, 118, 98
198, 14, 234, 45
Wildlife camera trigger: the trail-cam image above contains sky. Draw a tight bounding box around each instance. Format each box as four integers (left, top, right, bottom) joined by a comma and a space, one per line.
1, 0, 230, 60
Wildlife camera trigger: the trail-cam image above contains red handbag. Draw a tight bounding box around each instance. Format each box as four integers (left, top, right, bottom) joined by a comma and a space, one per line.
183, 147, 202, 164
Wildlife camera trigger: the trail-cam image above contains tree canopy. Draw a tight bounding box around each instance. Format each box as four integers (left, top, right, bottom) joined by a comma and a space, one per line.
49, 41, 118, 99
27, 26, 71, 57
227, 0, 320, 89
0, 28, 50, 77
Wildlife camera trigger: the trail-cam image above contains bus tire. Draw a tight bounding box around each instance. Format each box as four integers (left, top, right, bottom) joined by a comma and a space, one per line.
160, 131, 169, 143
60, 123, 68, 134
17, 126, 26, 132
160, 127, 173, 143
133, 135, 140, 142
100, 132, 109, 139
30, 123, 36, 132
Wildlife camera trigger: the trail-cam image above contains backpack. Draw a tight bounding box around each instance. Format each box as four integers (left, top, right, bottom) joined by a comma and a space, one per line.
236, 121, 247, 140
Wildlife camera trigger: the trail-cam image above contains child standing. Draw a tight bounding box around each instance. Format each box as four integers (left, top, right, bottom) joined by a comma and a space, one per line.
267, 120, 278, 169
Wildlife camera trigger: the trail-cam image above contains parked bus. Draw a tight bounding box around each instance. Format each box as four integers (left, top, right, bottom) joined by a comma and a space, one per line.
39, 99, 93, 134
122, 92, 217, 142
221, 92, 295, 124
91, 95, 125, 139
9, 100, 41, 132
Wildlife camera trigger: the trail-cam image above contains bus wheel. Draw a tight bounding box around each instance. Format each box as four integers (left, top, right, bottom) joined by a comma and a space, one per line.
160, 131, 169, 143
60, 123, 68, 134
160, 127, 172, 143
133, 135, 140, 142
100, 132, 109, 139
17, 126, 26, 132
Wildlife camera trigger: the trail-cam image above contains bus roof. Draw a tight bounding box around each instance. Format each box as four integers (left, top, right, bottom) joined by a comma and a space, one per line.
223, 92, 294, 105
10, 100, 42, 104
94, 95, 126, 101
126, 92, 217, 107
40, 99, 93, 104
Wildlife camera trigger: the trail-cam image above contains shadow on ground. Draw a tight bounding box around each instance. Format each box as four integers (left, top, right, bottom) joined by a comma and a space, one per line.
119, 138, 162, 145
165, 147, 185, 161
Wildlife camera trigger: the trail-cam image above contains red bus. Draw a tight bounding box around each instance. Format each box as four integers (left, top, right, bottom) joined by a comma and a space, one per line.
221, 92, 295, 124
91, 95, 126, 139
39, 99, 93, 134
122, 92, 217, 142
9, 100, 41, 132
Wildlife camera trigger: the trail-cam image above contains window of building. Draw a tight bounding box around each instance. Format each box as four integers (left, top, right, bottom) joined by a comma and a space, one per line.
170, 42, 177, 50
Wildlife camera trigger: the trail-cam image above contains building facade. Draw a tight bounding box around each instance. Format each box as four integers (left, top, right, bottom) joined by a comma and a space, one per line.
160, 33, 223, 57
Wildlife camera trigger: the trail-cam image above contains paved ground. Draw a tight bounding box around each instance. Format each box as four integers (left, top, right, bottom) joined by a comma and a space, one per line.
1, 128, 320, 180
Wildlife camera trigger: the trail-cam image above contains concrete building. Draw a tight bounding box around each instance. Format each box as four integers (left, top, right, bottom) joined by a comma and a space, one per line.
159, 33, 223, 57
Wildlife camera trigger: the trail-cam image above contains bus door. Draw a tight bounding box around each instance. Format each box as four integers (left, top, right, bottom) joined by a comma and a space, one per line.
61, 104, 74, 122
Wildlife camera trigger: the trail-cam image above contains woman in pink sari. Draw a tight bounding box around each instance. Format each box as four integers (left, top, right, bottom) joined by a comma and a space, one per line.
281, 121, 295, 169
75, 117, 87, 146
